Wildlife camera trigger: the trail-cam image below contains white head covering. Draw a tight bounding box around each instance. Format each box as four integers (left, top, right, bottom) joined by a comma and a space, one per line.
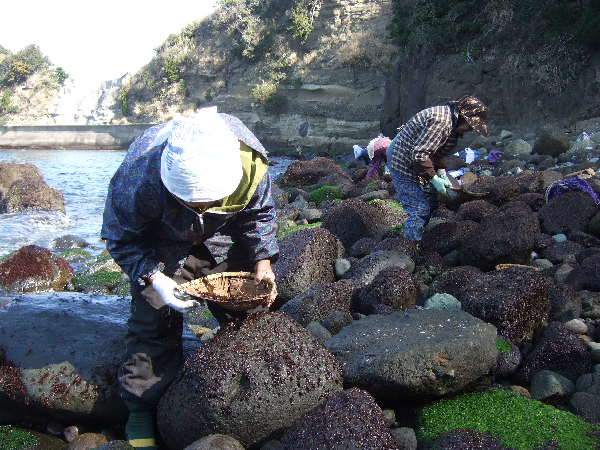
154, 107, 242, 203
353, 145, 363, 159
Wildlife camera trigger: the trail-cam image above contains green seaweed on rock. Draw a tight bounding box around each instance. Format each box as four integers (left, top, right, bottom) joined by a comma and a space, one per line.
418, 388, 600, 450
0, 426, 38, 450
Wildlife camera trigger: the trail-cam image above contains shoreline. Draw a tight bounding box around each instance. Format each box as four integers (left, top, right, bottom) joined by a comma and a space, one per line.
0, 124, 156, 150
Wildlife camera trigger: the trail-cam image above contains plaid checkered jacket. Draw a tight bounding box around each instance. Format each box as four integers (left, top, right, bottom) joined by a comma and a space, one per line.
389, 105, 461, 185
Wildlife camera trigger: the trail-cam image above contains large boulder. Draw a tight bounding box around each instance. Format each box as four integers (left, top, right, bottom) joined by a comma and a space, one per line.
279, 280, 359, 326
513, 322, 593, 386
565, 253, 600, 292
463, 176, 522, 206
0, 163, 65, 214
514, 170, 563, 194
460, 266, 552, 344
532, 124, 571, 158
340, 250, 415, 287
321, 198, 406, 250
0, 245, 73, 292
279, 157, 352, 188
455, 200, 498, 223
427, 266, 484, 299
421, 220, 479, 256
156, 312, 344, 449
324, 309, 498, 401
458, 203, 540, 271
277, 388, 398, 450
273, 227, 343, 303
0, 294, 192, 424
537, 190, 599, 236
353, 266, 419, 314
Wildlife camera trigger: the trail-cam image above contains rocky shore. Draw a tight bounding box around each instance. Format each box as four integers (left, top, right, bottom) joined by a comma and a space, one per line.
3, 119, 600, 449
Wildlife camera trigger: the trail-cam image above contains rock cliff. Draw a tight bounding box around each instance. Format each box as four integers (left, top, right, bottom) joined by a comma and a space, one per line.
122, 0, 600, 149
5, 0, 600, 148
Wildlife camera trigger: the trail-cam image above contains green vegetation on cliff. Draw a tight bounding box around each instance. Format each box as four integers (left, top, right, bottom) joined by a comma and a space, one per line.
120, 0, 397, 123
389, 0, 600, 92
0, 44, 68, 124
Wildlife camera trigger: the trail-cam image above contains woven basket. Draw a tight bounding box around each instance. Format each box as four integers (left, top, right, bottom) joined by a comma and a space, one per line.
175, 271, 276, 311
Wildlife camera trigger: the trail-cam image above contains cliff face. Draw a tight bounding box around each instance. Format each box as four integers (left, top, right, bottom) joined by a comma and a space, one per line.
123, 0, 396, 150
6, 0, 600, 145
223, 0, 396, 149
382, 47, 600, 138
124, 0, 600, 149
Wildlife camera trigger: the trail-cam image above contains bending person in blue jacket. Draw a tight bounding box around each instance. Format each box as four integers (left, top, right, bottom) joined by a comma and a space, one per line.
101, 106, 279, 450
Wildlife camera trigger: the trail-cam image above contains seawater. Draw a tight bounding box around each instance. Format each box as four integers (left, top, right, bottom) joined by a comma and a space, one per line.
0, 149, 295, 259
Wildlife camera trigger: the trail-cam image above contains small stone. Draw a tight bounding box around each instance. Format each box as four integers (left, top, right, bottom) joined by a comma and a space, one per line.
565, 318, 588, 335
46, 420, 63, 437
305, 321, 332, 342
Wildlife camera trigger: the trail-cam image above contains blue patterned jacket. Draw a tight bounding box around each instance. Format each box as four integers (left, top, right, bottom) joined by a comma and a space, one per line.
101, 122, 279, 285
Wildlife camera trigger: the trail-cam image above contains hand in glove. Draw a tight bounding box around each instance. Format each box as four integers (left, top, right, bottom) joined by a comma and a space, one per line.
436, 169, 450, 183
151, 272, 200, 314
430, 175, 452, 195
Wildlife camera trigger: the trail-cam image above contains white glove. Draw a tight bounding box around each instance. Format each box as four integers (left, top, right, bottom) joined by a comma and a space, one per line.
430, 175, 452, 195
151, 272, 200, 314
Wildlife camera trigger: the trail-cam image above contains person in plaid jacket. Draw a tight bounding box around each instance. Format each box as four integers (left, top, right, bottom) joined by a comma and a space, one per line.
388, 95, 489, 242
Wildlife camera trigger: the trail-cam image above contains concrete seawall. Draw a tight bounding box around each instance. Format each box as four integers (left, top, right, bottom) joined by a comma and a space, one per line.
0, 124, 157, 149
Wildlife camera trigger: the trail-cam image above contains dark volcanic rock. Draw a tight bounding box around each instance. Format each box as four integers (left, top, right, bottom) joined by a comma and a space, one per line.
458, 203, 540, 271
540, 240, 584, 264
0, 162, 65, 214
455, 200, 498, 223
272, 227, 343, 303
464, 176, 522, 206
373, 236, 418, 260
280, 157, 352, 187
340, 250, 415, 287
279, 280, 359, 326
427, 266, 484, 299
321, 198, 407, 250
353, 266, 419, 314
565, 253, 600, 291
349, 237, 380, 258
537, 190, 599, 236
533, 233, 557, 253
514, 192, 547, 212
460, 266, 552, 343
532, 124, 571, 158
278, 388, 397, 450
515, 170, 563, 194
421, 428, 511, 450
547, 283, 582, 322
157, 312, 344, 450
421, 220, 479, 255
324, 309, 498, 401
0, 293, 134, 425
0, 244, 73, 292
513, 321, 593, 385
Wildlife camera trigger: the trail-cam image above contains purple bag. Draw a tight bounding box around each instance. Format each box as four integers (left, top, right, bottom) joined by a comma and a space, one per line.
488, 150, 504, 163
545, 177, 600, 204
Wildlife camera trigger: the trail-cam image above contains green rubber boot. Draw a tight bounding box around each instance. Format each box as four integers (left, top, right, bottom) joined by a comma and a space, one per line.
124, 400, 157, 450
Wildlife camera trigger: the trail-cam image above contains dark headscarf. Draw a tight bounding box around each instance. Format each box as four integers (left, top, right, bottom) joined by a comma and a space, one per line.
449, 95, 489, 136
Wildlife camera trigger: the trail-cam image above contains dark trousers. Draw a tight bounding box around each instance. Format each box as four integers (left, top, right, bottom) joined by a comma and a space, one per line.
118, 244, 253, 405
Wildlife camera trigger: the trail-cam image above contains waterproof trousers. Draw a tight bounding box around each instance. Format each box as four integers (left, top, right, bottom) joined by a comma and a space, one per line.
118, 243, 252, 406
389, 168, 439, 242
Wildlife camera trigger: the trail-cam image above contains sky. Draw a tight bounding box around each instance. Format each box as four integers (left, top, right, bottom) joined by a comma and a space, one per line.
1, 0, 220, 87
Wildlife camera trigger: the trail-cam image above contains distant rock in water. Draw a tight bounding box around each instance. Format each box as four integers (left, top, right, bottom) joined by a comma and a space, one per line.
0, 163, 65, 214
